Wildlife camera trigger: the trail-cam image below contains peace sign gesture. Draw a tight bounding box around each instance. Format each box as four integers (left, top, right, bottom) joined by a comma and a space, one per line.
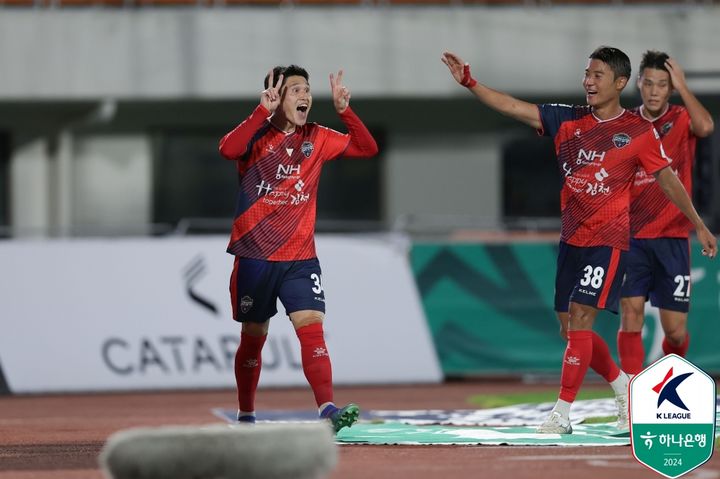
330, 70, 351, 114
261, 69, 284, 113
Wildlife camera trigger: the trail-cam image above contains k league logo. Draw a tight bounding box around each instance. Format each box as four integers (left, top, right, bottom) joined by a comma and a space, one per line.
654, 367, 692, 415
630, 354, 716, 478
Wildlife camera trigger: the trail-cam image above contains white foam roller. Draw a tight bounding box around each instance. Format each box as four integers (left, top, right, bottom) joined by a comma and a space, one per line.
99, 422, 338, 479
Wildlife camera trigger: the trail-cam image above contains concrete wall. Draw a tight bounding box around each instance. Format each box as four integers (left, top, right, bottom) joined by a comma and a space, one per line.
10, 140, 50, 237
2, 6, 719, 236
9, 134, 151, 237
0, 6, 719, 99
72, 135, 152, 235
386, 133, 502, 230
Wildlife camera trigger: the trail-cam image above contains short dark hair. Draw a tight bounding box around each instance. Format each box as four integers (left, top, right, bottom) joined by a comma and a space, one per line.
639, 50, 670, 75
263, 65, 310, 89
589, 46, 632, 80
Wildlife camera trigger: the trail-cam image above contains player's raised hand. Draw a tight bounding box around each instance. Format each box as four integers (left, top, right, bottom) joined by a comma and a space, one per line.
261, 69, 284, 113
665, 57, 688, 92
442, 51, 477, 88
330, 70, 350, 114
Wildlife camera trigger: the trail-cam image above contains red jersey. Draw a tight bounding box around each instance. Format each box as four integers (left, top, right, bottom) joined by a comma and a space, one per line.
629, 105, 695, 239
538, 104, 671, 250
219, 105, 377, 261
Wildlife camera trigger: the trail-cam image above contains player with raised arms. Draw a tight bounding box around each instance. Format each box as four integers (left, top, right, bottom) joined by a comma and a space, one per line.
442, 46, 716, 433
219, 65, 378, 432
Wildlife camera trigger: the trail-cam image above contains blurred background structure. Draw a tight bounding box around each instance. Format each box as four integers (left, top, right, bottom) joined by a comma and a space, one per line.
1, 4, 718, 239
1, 2, 720, 391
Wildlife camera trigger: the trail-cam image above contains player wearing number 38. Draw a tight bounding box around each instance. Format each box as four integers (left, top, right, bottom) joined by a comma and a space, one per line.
442, 47, 716, 434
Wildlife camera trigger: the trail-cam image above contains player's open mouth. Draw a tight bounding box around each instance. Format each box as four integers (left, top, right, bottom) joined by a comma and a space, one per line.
297, 105, 308, 113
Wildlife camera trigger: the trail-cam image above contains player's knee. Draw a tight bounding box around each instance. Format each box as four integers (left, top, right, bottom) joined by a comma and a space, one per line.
242, 321, 270, 336
290, 310, 324, 330
664, 326, 687, 346
567, 304, 595, 330
620, 306, 644, 332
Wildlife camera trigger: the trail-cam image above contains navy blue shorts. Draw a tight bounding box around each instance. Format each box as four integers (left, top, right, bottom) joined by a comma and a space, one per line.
229, 257, 326, 323
554, 241, 626, 314
620, 237, 690, 312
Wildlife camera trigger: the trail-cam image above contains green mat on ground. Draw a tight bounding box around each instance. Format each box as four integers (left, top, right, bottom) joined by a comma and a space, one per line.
336, 422, 631, 446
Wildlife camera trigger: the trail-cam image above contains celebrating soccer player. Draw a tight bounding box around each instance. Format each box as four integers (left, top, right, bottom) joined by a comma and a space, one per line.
218, 65, 378, 432
442, 47, 716, 434
618, 52, 715, 377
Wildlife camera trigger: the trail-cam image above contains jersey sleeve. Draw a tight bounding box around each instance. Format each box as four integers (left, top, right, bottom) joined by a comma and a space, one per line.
639, 125, 673, 175
320, 107, 379, 162
338, 107, 379, 159
678, 107, 693, 136
316, 126, 351, 162
537, 103, 577, 138
218, 104, 270, 161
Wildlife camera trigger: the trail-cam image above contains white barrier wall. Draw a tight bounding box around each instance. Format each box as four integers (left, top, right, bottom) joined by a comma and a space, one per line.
0, 235, 441, 393
1, 7, 719, 99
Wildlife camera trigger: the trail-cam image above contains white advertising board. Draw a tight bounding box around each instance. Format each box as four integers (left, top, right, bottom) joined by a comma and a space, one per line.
0, 235, 441, 393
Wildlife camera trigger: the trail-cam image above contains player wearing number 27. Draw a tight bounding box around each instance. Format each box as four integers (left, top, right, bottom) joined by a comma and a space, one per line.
442, 47, 717, 434
218, 65, 378, 431
618, 51, 715, 376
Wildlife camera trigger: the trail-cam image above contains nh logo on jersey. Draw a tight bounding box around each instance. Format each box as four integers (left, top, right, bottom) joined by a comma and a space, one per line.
276, 164, 301, 179
301, 141, 314, 158
661, 122, 674, 136
612, 133, 632, 148
577, 149, 605, 164
630, 354, 716, 478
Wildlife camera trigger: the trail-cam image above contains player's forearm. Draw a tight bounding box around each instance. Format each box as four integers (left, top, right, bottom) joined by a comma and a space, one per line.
676, 86, 715, 138
219, 104, 271, 160
655, 167, 705, 229
467, 83, 542, 130
339, 107, 379, 158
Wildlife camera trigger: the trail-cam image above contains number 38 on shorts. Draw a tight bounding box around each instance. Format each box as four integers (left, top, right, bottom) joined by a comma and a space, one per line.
581, 265, 606, 289
554, 242, 627, 314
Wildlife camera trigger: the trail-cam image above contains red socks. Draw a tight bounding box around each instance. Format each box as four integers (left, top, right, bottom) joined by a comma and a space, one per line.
590, 332, 622, 382
235, 332, 267, 412
617, 331, 644, 375
663, 333, 690, 357
296, 323, 334, 407
559, 330, 593, 402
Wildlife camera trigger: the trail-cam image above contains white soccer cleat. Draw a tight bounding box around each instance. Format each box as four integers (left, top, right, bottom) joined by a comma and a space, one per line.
536, 411, 573, 434
615, 392, 629, 430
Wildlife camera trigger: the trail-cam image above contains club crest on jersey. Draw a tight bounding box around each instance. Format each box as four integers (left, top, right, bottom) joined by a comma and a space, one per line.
301, 141, 314, 158
661, 121, 674, 135
612, 133, 631, 149
240, 296, 253, 314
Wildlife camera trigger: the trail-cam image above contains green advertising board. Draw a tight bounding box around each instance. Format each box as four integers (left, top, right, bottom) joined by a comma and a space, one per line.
411, 241, 720, 376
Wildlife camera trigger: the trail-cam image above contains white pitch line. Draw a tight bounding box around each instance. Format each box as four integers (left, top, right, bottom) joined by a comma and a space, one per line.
508, 454, 631, 461
685, 470, 720, 479
586, 459, 643, 469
